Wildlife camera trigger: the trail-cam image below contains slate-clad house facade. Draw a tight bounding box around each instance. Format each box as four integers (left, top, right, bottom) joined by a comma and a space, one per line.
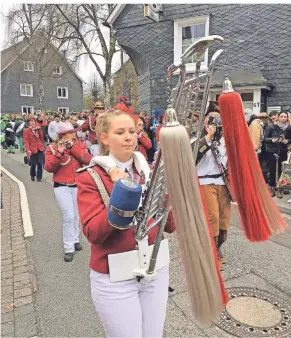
107, 4, 291, 114
1, 36, 83, 114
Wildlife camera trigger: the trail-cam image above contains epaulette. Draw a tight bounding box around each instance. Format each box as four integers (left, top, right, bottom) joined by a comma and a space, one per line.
76, 164, 95, 173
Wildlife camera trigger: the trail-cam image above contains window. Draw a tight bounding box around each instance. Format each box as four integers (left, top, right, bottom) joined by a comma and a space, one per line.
58, 107, 69, 114
20, 84, 33, 97
53, 65, 62, 75
57, 87, 68, 99
174, 16, 209, 72
241, 93, 254, 101
21, 106, 34, 115
24, 61, 34, 72
239, 92, 254, 111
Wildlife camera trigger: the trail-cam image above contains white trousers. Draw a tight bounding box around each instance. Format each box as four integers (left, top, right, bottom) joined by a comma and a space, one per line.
90, 266, 169, 338
54, 186, 80, 253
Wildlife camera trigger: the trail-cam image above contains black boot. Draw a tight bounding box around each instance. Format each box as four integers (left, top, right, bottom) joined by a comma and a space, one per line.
74, 243, 82, 251
218, 230, 228, 264
214, 236, 222, 270
64, 252, 74, 262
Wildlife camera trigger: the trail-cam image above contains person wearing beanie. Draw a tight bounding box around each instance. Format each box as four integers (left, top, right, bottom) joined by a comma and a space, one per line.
44, 122, 92, 262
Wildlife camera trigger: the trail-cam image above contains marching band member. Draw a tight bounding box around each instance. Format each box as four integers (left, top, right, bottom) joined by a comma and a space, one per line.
196, 107, 231, 269
114, 96, 135, 115
76, 110, 175, 337
82, 101, 105, 156
23, 116, 45, 181
44, 123, 92, 262
136, 117, 152, 161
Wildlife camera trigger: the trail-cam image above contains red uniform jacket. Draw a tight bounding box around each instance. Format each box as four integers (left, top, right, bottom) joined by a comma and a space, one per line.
76, 165, 176, 274
44, 141, 92, 184
23, 128, 45, 155
82, 116, 98, 144
156, 125, 163, 143
138, 133, 152, 160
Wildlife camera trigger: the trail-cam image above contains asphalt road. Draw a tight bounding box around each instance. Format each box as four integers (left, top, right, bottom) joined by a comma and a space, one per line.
1, 153, 104, 337
2, 152, 291, 338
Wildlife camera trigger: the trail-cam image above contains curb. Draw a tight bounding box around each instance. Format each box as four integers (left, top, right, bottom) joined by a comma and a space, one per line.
278, 205, 291, 216
0, 166, 34, 237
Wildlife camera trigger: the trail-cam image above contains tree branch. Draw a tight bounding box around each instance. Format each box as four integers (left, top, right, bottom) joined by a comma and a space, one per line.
55, 4, 105, 81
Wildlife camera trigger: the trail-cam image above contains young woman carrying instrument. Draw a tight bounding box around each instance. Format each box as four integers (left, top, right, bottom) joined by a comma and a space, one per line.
76, 110, 175, 337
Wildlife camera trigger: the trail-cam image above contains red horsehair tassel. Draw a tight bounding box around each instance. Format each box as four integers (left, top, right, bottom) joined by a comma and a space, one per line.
218, 78, 287, 242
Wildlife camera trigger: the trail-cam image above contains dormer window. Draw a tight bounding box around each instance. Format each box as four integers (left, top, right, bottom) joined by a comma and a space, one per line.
24, 61, 34, 72
53, 65, 62, 75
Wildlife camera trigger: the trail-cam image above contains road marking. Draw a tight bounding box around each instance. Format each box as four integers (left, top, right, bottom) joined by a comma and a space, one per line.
1, 165, 33, 237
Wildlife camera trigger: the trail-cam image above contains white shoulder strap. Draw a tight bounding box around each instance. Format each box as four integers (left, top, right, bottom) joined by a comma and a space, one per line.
87, 168, 109, 206
49, 144, 56, 155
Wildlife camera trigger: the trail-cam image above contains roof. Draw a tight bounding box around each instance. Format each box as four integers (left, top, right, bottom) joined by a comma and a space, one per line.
106, 4, 126, 26
1, 37, 84, 83
1, 39, 29, 72
211, 67, 273, 89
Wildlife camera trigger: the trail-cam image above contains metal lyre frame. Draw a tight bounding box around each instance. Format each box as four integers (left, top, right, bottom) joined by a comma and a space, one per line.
133, 35, 224, 280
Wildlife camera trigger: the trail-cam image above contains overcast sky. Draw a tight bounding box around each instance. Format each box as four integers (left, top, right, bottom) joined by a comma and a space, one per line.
0, 3, 122, 86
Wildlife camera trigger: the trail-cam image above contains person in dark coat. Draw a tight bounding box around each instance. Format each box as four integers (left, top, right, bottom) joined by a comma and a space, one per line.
14, 115, 25, 152
264, 111, 291, 198
5, 119, 16, 154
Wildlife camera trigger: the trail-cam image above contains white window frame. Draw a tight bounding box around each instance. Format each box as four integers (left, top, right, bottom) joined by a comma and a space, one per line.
21, 106, 34, 115
58, 107, 69, 114
20, 84, 33, 97
174, 15, 210, 73
24, 61, 34, 72
53, 64, 62, 75
57, 86, 68, 99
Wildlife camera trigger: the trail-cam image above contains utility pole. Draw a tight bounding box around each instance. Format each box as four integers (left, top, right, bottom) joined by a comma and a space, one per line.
120, 47, 125, 96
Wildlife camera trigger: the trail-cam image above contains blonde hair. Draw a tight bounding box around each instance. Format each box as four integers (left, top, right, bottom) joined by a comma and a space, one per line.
96, 109, 136, 155
160, 124, 226, 325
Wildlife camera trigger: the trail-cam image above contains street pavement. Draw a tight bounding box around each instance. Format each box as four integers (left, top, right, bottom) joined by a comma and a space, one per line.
1, 149, 291, 337
1, 173, 37, 337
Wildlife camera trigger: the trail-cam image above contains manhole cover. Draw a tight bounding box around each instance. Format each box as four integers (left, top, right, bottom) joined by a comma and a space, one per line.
216, 287, 291, 337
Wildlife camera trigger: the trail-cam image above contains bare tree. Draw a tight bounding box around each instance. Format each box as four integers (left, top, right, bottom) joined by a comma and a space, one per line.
111, 59, 139, 107
54, 4, 117, 107
85, 73, 104, 102
4, 4, 76, 111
